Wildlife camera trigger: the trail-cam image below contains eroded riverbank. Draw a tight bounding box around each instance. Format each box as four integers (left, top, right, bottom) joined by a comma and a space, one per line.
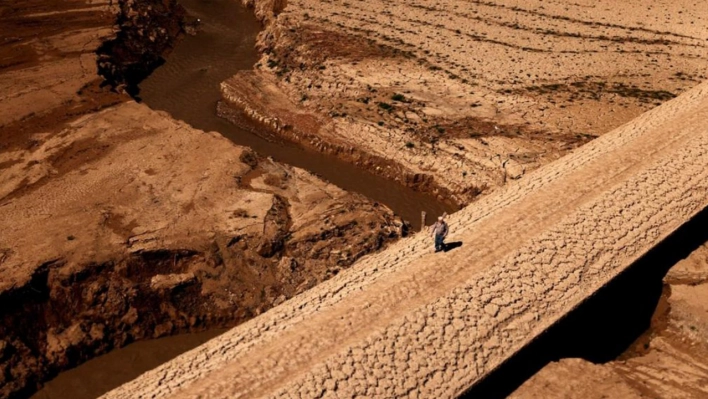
0, 1, 405, 397
226, 0, 708, 205
136, 0, 455, 230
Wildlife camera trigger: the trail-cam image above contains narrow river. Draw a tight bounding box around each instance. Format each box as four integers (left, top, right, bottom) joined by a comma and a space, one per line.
137, 0, 455, 230
31, 330, 225, 399
30, 1, 454, 397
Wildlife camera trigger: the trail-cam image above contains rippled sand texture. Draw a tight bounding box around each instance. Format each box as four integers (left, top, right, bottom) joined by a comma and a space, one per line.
227, 0, 708, 204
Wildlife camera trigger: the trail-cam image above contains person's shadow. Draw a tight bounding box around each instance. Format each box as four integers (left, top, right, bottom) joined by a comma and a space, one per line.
443, 241, 463, 252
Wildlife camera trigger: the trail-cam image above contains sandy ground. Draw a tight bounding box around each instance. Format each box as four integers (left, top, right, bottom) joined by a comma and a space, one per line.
2, 0, 708, 397
0, 1, 402, 397
0, 0, 122, 152
225, 0, 708, 205
511, 243, 708, 398
103, 79, 708, 398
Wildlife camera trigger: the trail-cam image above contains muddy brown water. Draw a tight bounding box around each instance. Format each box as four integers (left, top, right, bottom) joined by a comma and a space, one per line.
137, 0, 455, 231
30, 330, 225, 399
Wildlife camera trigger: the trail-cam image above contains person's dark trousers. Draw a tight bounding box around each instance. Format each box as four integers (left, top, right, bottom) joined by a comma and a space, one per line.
435, 234, 445, 252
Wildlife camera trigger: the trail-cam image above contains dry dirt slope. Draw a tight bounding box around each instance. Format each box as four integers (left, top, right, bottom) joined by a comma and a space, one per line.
103, 80, 708, 398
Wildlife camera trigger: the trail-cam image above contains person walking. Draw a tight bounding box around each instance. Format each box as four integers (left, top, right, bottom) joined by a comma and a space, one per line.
430, 214, 449, 252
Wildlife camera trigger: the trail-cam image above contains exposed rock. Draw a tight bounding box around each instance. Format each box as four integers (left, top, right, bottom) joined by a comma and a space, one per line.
96, 0, 186, 96
509, 358, 645, 399
150, 273, 197, 291
504, 159, 525, 180
665, 243, 708, 284
242, 0, 287, 23
0, 340, 8, 362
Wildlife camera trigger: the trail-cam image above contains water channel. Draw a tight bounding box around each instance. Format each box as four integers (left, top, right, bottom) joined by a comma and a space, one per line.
137, 0, 455, 231
31, 330, 225, 399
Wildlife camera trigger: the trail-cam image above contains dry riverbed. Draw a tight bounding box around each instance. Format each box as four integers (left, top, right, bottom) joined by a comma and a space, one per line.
2, 0, 708, 398
227, 0, 708, 205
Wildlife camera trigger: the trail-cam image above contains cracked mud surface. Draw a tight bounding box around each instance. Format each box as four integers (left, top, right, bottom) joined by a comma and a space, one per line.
103, 79, 708, 399
511, 241, 708, 399
223, 0, 708, 205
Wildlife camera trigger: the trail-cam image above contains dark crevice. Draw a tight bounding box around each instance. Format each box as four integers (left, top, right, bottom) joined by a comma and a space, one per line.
96, 0, 187, 98
461, 205, 708, 398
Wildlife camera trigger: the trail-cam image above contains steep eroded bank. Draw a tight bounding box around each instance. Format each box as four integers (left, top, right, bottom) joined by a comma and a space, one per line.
0, 1, 405, 397
0, 102, 404, 399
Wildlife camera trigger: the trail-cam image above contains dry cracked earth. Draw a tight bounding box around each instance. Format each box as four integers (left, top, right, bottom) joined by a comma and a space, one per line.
511, 242, 708, 398
1, 0, 708, 398
105, 79, 708, 398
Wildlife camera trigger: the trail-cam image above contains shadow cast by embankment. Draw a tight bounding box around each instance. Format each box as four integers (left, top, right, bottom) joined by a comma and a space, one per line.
460, 205, 708, 399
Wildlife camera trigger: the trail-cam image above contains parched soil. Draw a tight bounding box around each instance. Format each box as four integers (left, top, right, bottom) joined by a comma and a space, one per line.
0, 1, 404, 398
0, 101, 404, 399
2, 0, 708, 398
226, 0, 708, 206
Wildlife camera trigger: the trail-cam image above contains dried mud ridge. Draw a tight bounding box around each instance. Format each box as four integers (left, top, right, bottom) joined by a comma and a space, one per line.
473, 208, 708, 398
104, 78, 708, 398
